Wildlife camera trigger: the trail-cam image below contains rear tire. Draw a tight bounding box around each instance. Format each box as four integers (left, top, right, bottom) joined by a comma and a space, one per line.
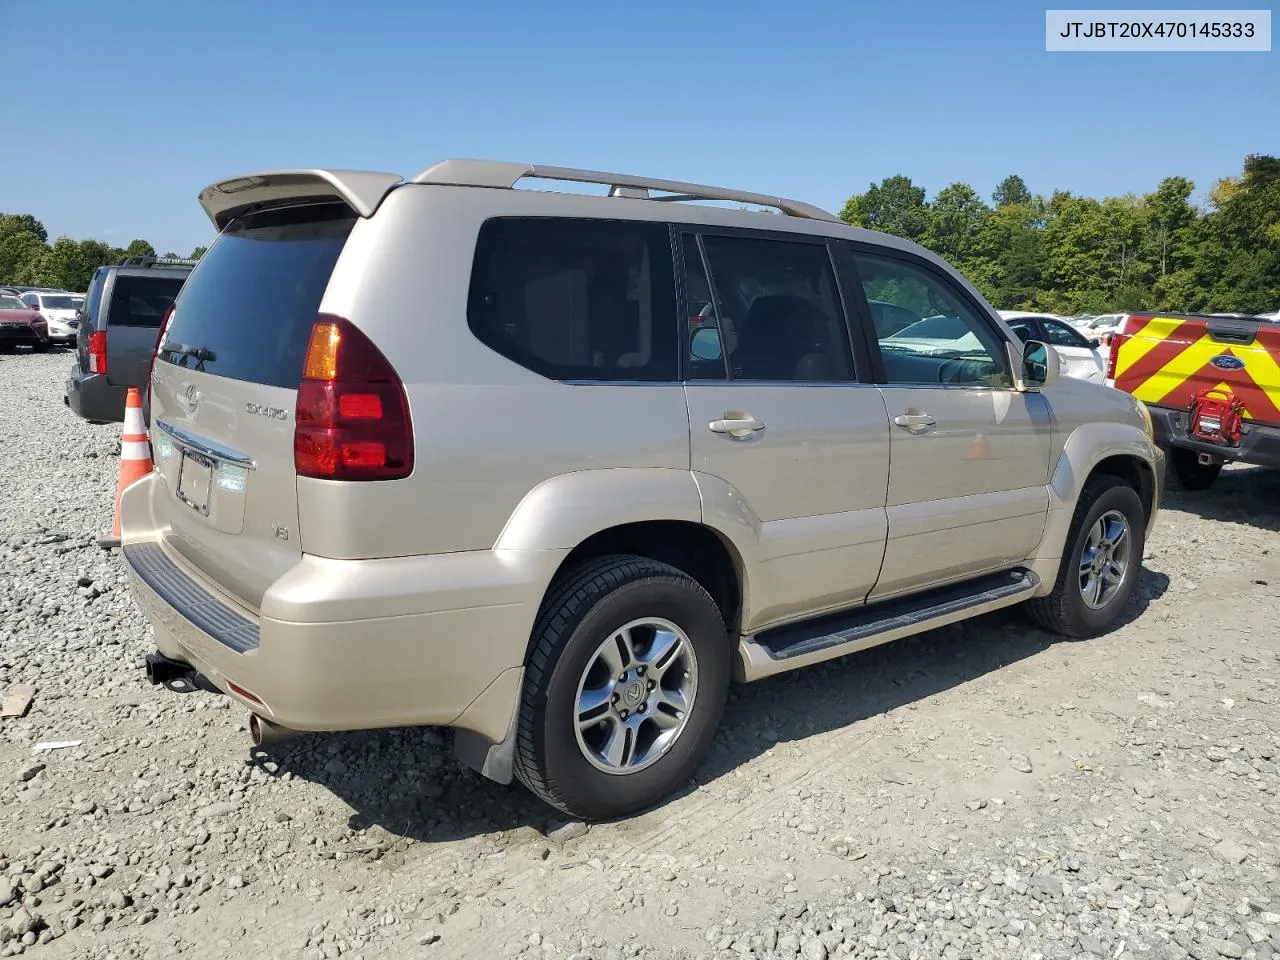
1025, 476, 1146, 639
30, 341, 48, 354
514, 555, 730, 821
1169, 446, 1222, 491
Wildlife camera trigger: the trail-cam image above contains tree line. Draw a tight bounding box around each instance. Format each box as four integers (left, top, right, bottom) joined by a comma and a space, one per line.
0, 214, 207, 292
5, 153, 1278, 312
841, 153, 1279, 315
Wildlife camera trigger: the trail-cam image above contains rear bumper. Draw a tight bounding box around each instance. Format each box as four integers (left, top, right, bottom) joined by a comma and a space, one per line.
65, 368, 126, 423
119, 474, 562, 742
1148, 404, 1280, 469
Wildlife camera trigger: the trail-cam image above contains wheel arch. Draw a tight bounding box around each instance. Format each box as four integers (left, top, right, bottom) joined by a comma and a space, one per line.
1029, 421, 1161, 593
530, 520, 746, 662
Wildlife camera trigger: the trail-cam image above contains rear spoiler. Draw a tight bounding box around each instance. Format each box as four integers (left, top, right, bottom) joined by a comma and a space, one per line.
197, 169, 404, 230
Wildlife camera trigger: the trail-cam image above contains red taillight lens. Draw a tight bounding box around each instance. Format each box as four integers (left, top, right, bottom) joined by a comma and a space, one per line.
294, 315, 413, 481
1105, 316, 1140, 382
88, 331, 108, 374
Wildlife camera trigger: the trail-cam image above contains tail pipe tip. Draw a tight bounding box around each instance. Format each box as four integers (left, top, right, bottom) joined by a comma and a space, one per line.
248, 713, 298, 748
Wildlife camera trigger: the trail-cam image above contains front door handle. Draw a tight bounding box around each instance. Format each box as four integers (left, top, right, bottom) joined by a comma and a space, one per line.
709, 415, 766, 439
894, 413, 937, 432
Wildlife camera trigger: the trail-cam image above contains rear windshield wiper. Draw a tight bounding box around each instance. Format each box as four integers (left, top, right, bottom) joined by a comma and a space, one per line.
163, 342, 217, 368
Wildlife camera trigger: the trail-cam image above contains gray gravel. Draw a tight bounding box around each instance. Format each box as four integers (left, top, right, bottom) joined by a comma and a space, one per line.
2, 351, 1279, 960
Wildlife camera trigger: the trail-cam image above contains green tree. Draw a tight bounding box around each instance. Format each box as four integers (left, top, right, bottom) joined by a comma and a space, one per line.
992, 175, 1031, 208
1145, 176, 1196, 280
189, 245, 208, 260
40, 237, 89, 290
0, 214, 49, 245
0, 231, 48, 284
840, 175, 929, 241
124, 239, 156, 259
1191, 154, 1280, 312
976, 202, 1045, 308
922, 183, 989, 269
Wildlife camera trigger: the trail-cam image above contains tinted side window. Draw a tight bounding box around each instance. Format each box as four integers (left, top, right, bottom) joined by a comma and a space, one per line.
697, 234, 852, 382
106, 275, 186, 327
1006, 320, 1035, 343
84, 270, 107, 323
852, 252, 1011, 388
1040, 317, 1090, 348
468, 218, 677, 382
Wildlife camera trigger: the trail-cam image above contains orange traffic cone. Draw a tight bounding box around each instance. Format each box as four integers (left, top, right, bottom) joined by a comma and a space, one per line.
98, 388, 153, 549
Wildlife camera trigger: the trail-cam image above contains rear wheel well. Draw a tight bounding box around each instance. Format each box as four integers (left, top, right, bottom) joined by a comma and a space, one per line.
538, 522, 743, 646
1088, 455, 1155, 520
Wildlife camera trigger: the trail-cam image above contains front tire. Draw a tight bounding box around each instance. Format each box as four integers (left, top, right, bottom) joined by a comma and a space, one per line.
514, 555, 730, 820
1025, 476, 1146, 638
1169, 446, 1222, 491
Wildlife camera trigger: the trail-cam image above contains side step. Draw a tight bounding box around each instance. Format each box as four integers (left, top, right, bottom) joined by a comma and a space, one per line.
740, 568, 1040, 680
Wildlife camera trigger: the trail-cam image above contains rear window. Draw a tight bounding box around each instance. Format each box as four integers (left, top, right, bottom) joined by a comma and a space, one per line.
106, 275, 186, 327
159, 203, 355, 389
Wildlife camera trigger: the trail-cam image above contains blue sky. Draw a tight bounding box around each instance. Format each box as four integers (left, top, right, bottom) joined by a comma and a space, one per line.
1, 0, 1275, 254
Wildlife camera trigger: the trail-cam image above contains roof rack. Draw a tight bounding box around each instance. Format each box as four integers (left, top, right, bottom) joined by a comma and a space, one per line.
412, 159, 842, 223
120, 255, 198, 268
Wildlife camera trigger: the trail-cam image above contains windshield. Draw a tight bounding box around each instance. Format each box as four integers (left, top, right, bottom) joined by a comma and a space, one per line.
0, 295, 25, 310
40, 295, 82, 310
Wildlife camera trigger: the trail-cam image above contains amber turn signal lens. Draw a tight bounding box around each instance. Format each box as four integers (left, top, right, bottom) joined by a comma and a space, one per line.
302, 322, 342, 381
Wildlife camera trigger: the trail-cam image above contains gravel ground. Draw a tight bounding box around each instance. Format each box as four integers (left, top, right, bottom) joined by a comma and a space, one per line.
2, 350, 1279, 960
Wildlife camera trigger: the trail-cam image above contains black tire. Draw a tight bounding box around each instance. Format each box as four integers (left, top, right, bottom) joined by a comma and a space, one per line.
1169, 446, 1222, 491
1025, 476, 1146, 639
514, 555, 730, 820
30, 341, 48, 353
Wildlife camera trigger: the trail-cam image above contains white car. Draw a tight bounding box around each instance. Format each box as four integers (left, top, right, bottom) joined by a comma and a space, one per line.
998, 311, 1107, 384
1078, 313, 1126, 338
20, 290, 83, 346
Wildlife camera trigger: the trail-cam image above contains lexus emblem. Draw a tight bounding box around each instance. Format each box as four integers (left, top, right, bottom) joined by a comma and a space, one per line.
180, 382, 200, 413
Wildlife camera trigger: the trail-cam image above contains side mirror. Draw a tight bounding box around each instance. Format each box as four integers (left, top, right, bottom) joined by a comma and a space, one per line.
30, 303, 40, 310
1089, 337, 1101, 349
1017, 339, 1060, 390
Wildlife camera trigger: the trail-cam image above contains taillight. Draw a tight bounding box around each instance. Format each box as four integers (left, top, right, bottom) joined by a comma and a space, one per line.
294, 315, 413, 481
88, 331, 108, 374
1105, 316, 1140, 382
146, 306, 175, 411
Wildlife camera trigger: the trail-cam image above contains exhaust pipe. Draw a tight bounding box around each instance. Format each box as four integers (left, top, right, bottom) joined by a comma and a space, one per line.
249, 713, 298, 747
145, 652, 191, 685
144, 653, 218, 694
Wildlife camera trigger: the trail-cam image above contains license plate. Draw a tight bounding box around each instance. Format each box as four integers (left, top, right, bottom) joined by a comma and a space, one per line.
176, 450, 214, 516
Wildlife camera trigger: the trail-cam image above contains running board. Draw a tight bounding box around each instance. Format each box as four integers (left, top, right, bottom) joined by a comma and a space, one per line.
737, 568, 1040, 681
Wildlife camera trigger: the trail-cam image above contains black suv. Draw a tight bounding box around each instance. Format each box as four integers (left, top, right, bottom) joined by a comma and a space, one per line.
65, 257, 194, 423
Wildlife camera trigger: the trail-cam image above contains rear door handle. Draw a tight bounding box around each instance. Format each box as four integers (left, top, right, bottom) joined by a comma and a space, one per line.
709, 416, 766, 439
894, 413, 936, 431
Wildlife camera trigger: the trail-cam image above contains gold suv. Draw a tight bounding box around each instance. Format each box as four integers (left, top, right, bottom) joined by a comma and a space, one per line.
122, 160, 1164, 819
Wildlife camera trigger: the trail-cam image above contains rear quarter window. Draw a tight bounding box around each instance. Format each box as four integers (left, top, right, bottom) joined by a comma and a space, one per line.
106, 274, 187, 327
159, 203, 356, 389
467, 218, 678, 382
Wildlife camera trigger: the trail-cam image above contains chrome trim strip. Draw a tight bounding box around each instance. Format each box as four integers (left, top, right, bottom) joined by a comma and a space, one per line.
154, 419, 257, 470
